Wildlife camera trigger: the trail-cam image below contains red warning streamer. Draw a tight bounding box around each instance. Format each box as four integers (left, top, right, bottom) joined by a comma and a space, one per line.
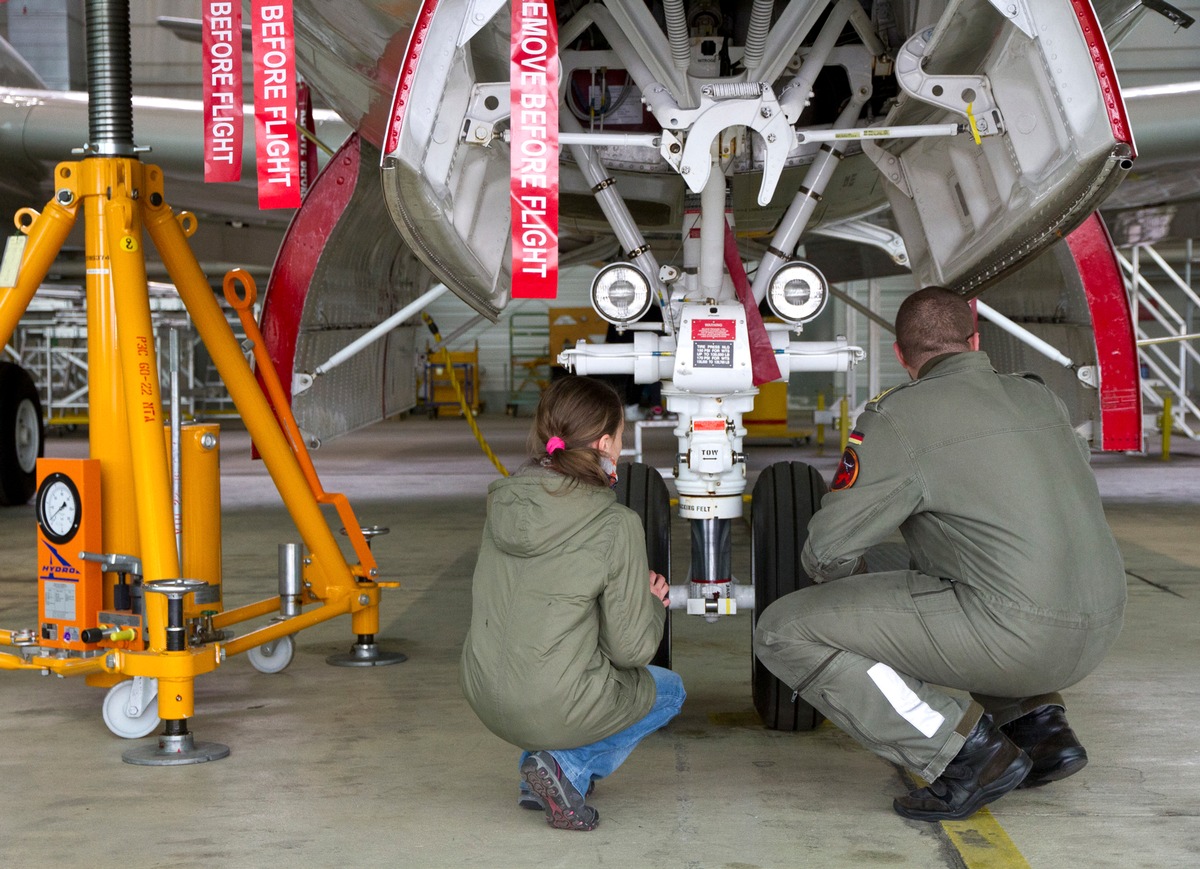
297, 80, 317, 199
251, 0, 301, 209
724, 223, 781, 385
510, 1, 559, 299
202, 1, 243, 182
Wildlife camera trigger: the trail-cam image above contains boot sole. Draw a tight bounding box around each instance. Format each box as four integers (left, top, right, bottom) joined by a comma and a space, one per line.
520, 754, 599, 831
894, 753, 1033, 822
1018, 750, 1087, 789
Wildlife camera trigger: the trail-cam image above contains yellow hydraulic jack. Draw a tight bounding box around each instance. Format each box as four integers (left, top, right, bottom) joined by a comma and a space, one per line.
0, 0, 401, 764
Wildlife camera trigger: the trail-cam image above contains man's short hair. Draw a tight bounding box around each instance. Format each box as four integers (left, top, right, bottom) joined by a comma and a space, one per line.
894, 286, 975, 362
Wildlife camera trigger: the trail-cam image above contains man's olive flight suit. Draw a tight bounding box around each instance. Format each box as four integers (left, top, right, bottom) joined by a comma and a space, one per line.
754, 352, 1126, 780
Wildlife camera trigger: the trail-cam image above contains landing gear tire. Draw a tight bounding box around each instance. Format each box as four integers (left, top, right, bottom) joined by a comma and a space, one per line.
615, 462, 672, 669
751, 461, 828, 731
247, 635, 296, 674
0, 362, 43, 506
102, 678, 161, 739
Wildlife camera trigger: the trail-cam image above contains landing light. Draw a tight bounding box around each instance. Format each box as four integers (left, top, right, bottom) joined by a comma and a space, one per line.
591, 262, 653, 325
767, 262, 829, 325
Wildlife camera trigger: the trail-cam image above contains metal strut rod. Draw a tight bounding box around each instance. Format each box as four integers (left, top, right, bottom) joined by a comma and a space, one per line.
85, 0, 136, 156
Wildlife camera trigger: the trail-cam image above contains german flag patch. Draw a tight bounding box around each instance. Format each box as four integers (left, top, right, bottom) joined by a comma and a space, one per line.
848, 429, 864, 445
832, 446, 859, 490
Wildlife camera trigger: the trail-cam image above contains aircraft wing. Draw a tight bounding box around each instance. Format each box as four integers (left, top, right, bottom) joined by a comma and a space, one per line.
0, 83, 352, 279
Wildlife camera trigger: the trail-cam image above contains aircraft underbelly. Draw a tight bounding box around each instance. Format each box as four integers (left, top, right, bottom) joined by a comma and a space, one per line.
291, 0, 423, 149
368, 0, 1135, 314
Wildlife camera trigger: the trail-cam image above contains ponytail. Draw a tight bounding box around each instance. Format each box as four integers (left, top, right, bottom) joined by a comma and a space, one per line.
529, 377, 622, 489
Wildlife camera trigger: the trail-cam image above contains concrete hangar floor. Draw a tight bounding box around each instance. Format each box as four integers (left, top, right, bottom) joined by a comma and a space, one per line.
0, 413, 1196, 868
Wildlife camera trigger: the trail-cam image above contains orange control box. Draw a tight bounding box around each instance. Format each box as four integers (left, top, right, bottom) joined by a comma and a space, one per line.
36, 458, 104, 651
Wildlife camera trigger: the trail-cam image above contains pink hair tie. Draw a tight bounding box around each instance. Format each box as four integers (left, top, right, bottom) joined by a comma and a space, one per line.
546, 436, 566, 454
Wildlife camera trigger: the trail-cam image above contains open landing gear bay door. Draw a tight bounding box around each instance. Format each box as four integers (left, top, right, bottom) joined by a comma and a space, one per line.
864, 0, 1135, 293
380, 0, 512, 321
377, 0, 1137, 315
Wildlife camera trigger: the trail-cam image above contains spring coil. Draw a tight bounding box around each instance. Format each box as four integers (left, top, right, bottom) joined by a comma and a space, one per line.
85, 0, 135, 155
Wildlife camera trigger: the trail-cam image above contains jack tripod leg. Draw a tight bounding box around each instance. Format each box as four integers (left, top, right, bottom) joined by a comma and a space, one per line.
0, 195, 79, 349
141, 178, 402, 664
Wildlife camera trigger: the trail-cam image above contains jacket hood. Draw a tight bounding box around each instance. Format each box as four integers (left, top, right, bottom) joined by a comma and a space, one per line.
485, 467, 616, 558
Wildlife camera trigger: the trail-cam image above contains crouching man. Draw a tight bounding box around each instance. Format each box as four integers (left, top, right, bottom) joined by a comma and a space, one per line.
754, 287, 1126, 821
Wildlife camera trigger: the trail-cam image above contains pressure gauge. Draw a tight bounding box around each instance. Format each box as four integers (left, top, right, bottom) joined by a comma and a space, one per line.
766, 261, 829, 325
590, 262, 653, 325
36, 472, 82, 544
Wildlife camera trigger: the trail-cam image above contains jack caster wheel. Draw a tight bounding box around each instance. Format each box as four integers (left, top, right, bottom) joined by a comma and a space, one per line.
102, 678, 161, 739
247, 635, 296, 673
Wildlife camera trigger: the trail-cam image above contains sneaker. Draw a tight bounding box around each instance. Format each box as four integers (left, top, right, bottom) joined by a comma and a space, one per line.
519, 779, 593, 810
893, 714, 1031, 822
519, 751, 599, 831
1001, 705, 1088, 788
517, 785, 543, 811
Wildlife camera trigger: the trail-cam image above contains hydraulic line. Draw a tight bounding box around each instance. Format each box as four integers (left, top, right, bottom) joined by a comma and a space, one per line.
742, 0, 774, 76
663, 0, 691, 73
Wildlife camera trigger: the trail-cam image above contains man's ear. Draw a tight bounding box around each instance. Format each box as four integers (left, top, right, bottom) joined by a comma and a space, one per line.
969, 332, 980, 351
894, 341, 920, 380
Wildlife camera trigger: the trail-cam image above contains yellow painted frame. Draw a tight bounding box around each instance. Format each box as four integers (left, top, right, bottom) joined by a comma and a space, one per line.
0, 156, 392, 723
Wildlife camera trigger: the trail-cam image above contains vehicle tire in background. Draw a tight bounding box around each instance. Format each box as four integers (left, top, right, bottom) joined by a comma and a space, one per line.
0, 361, 43, 506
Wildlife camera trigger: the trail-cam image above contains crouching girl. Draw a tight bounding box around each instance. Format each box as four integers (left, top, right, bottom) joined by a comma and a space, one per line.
460, 376, 685, 831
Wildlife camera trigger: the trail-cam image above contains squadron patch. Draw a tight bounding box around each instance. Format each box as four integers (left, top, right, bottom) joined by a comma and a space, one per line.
832, 446, 859, 490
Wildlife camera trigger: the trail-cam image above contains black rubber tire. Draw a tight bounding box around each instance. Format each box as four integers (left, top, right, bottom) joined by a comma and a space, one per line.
615, 462, 672, 669
0, 362, 42, 506
751, 461, 828, 731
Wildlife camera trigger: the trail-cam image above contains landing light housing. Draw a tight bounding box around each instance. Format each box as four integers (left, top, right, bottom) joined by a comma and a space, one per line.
590, 262, 653, 325
766, 261, 829, 325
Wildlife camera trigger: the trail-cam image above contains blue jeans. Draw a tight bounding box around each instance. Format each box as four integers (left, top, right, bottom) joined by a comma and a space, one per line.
519, 666, 685, 800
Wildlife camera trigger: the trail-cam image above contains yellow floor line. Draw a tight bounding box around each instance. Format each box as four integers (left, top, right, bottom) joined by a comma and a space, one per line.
939, 811, 1031, 869
907, 772, 1031, 869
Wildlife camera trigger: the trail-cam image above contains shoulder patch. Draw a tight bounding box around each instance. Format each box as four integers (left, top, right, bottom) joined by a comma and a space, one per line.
848, 429, 864, 445
867, 380, 916, 408
832, 446, 859, 490
870, 384, 901, 404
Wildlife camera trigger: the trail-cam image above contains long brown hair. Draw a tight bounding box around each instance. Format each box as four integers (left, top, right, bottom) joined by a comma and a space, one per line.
528, 376, 622, 489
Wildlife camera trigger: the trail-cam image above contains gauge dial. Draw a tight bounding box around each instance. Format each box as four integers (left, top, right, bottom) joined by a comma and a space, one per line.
767, 261, 829, 325
36, 473, 82, 544
591, 263, 653, 325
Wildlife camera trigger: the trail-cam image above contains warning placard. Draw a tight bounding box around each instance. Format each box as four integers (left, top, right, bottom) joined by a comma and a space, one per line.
694, 341, 733, 368
692, 319, 736, 341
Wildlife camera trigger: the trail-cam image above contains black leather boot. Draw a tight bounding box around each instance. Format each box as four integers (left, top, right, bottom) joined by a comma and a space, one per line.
1001, 704, 1088, 788
893, 714, 1031, 822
